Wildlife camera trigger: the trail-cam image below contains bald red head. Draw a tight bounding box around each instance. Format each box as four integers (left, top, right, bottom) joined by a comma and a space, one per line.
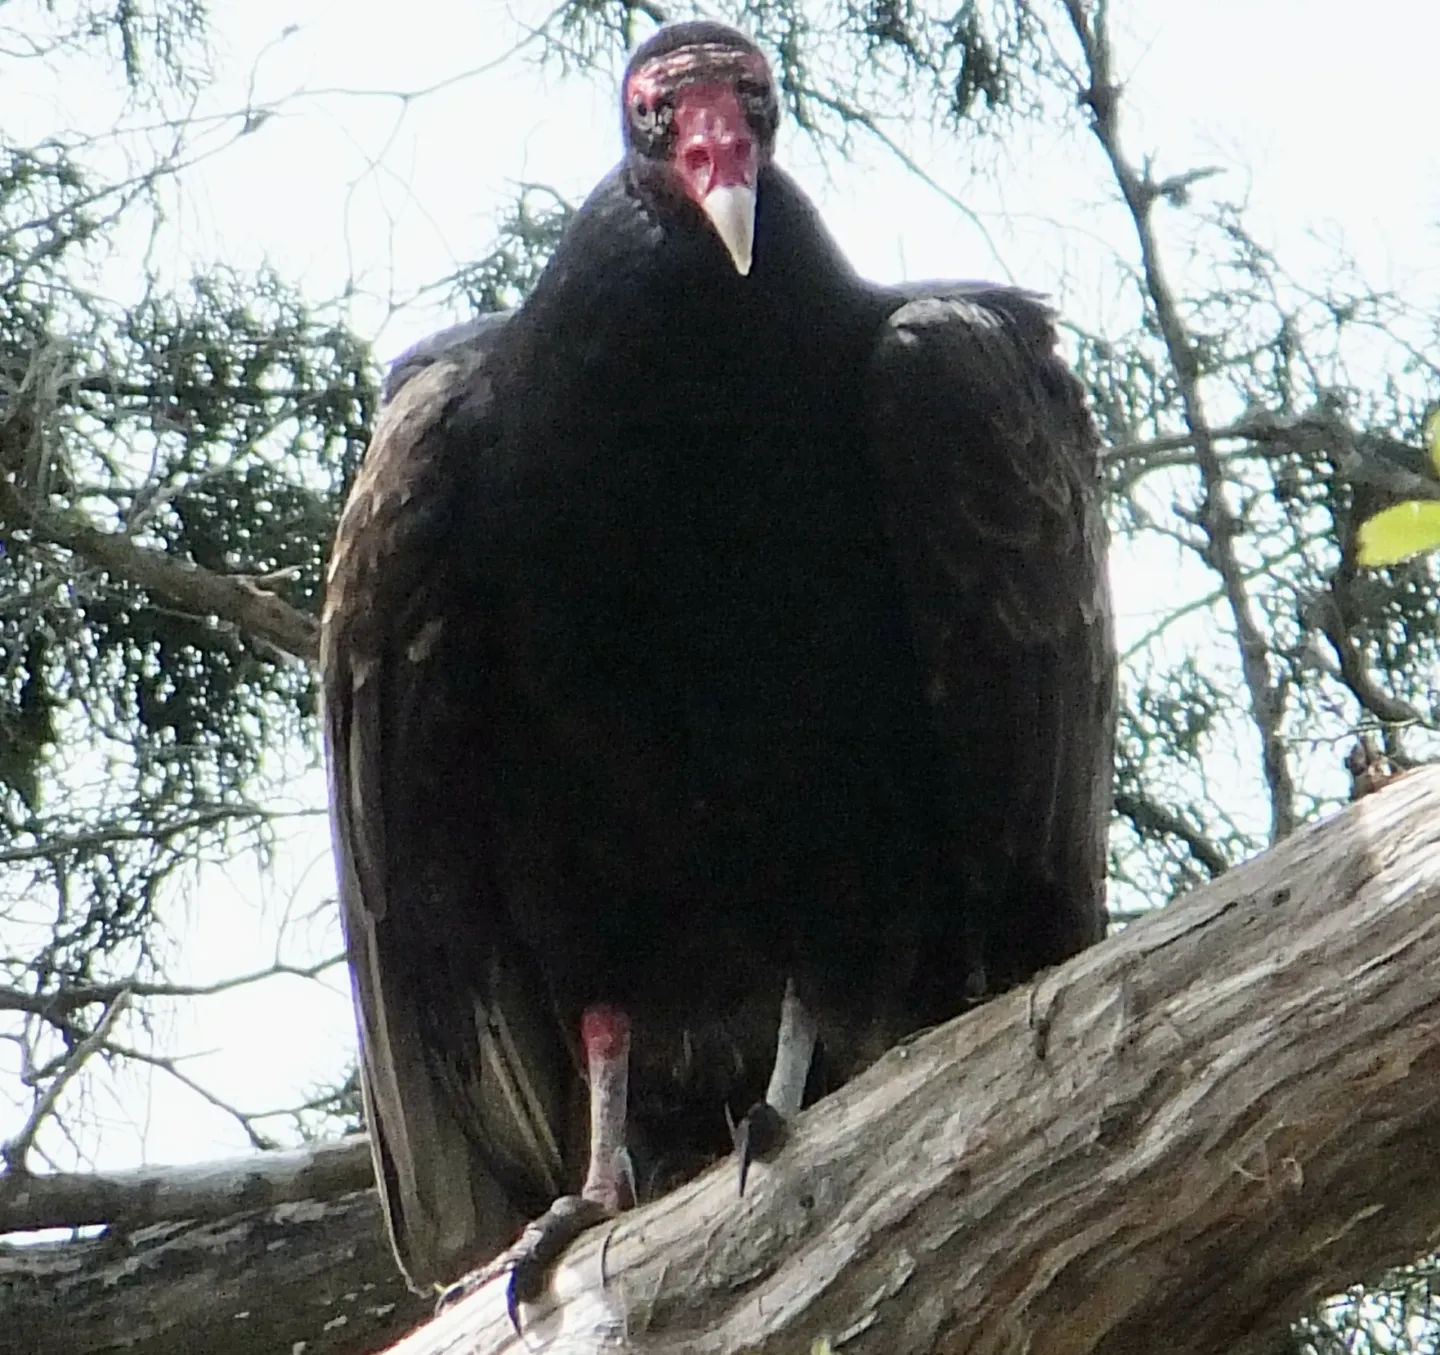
621, 23, 780, 274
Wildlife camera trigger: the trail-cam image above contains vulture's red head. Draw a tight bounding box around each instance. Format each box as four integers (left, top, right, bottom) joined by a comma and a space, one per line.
622, 22, 780, 276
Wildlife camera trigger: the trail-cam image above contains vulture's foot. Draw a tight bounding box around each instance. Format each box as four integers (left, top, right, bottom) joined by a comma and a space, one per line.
505, 1193, 615, 1331
503, 1002, 636, 1330
726, 1098, 788, 1194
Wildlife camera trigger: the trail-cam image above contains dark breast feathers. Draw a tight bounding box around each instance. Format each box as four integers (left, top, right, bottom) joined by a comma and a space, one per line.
322, 155, 1114, 1291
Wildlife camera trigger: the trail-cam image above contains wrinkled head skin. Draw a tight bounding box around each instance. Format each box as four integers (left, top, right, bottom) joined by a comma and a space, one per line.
622, 22, 781, 275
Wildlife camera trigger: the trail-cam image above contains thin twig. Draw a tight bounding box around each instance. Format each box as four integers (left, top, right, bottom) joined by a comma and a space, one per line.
0, 806, 317, 866
1113, 791, 1229, 878
2, 990, 131, 1174
96, 1041, 281, 1151
0, 955, 346, 1021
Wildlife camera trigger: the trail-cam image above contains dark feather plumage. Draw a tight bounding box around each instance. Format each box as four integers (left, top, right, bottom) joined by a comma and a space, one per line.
323, 20, 1114, 1292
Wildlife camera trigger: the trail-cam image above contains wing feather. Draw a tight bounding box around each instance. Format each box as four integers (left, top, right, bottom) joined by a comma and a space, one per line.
865, 288, 1115, 991
322, 326, 572, 1289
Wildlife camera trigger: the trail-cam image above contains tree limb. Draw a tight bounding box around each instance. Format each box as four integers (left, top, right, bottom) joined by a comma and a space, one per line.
0, 1134, 372, 1233
388, 766, 1440, 1355
1061, 0, 1297, 841
1112, 789, 1229, 877
1309, 590, 1428, 730
0, 955, 345, 1022
0, 1190, 426, 1355
0, 475, 319, 663
1106, 410, 1440, 504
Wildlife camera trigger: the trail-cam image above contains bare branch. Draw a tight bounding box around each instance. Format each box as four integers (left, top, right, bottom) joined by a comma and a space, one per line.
93, 1042, 288, 1151
0, 1135, 372, 1233
787, 83, 1011, 280
1107, 410, 1440, 506
1061, 0, 1297, 841
1152, 165, 1226, 207
0, 475, 318, 663
1113, 789, 1230, 877
0, 955, 345, 1022
1308, 590, 1429, 729
2, 991, 130, 1175
0, 805, 317, 867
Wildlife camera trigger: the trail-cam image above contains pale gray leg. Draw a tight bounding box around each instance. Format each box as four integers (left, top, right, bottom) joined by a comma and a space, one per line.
504, 1003, 633, 1331
730, 978, 818, 1193
580, 1004, 635, 1211
764, 978, 818, 1120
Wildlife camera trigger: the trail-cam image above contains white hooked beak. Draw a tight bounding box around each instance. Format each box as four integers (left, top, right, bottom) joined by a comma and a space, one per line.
700, 184, 756, 276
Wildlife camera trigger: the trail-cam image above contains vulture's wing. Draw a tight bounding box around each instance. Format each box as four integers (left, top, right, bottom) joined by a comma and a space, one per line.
383, 311, 513, 402
322, 321, 573, 1289
865, 289, 1115, 992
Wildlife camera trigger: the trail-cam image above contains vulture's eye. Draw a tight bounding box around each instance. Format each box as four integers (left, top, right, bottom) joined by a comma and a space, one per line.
632, 96, 656, 131
736, 77, 767, 101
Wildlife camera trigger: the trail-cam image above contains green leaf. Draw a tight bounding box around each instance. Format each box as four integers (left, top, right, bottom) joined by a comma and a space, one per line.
1357, 500, 1440, 566
1354, 410, 1440, 566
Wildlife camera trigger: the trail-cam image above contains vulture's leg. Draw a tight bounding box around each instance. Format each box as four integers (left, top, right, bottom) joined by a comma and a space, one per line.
579, 1005, 637, 1210
729, 978, 817, 1193
505, 1004, 633, 1328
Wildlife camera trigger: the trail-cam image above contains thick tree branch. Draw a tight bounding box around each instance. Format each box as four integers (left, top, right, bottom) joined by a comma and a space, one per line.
1062, 0, 1297, 841
0, 1190, 427, 1355
1106, 410, 1440, 504
0, 1134, 372, 1234
386, 766, 1440, 1355
0, 475, 319, 663
1112, 789, 1229, 877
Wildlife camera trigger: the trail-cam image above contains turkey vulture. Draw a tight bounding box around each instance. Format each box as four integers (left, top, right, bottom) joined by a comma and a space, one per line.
322, 18, 1114, 1311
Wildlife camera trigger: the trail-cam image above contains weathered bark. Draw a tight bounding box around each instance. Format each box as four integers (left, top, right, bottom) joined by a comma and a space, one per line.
0, 1190, 429, 1355
0, 1135, 372, 1233
393, 767, 1440, 1355
5, 768, 1440, 1355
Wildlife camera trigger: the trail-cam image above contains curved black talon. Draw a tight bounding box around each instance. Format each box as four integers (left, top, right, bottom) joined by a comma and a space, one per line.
505, 1194, 614, 1332
726, 1100, 788, 1196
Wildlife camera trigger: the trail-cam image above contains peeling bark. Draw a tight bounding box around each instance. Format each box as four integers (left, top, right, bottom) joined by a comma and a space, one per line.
0, 1191, 428, 1355
0, 1135, 372, 1234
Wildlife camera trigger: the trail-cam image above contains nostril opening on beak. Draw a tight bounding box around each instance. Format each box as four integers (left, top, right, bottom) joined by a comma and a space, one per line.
682, 146, 712, 185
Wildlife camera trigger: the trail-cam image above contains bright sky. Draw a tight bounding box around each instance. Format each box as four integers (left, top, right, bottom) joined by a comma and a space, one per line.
5, 0, 1440, 1173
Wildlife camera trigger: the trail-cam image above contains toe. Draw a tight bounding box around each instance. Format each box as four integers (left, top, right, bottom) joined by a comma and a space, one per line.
727, 1100, 789, 1196
506, 1194, 614, 1331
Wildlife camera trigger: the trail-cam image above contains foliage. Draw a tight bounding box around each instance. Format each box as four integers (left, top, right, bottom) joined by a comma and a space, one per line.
1291, 1259, 1440, 1355
1357, 415, 1440, 565
0, 0, 376, 1167
1, 0, 209, 95
442, 186, 575, 316
554, 0, 1044, 127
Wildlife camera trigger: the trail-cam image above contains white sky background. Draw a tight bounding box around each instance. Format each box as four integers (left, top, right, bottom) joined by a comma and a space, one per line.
4, 0, 1440, 1173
